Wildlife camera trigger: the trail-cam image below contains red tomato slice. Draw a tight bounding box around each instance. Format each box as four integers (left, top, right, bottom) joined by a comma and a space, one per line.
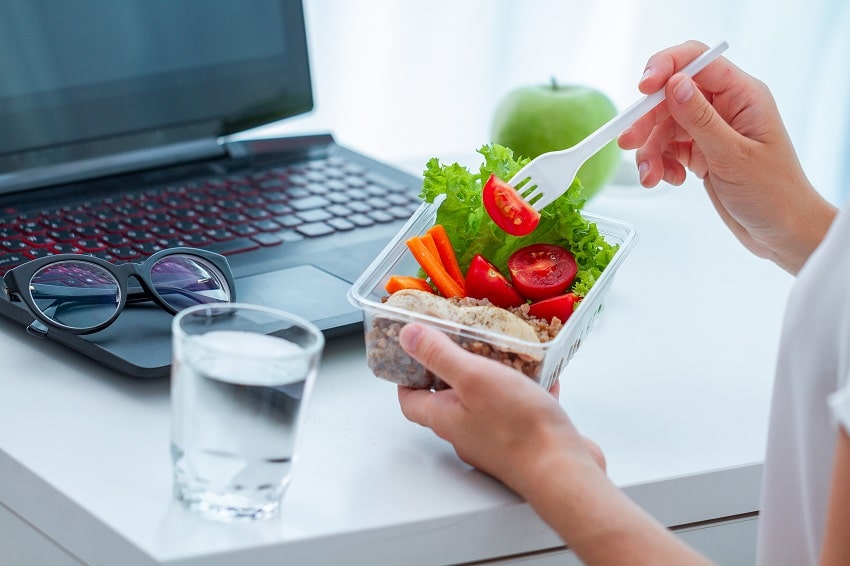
482, 174, 540, 237
507, 243, 577, 301
528, 293, 580, 323
464, 254, 525, 308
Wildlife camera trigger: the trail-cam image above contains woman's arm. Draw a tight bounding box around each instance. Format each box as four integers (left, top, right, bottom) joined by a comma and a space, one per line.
397, 323, 712, 565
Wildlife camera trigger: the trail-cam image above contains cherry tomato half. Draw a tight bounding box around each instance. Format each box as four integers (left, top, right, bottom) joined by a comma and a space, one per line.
528, 292, 580, 323
507, 243, 577, 301
482, 174, 540, 237
464, 254, 525, 309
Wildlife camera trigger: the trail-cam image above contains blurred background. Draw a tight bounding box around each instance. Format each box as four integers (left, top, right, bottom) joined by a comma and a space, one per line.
252, 0, 850, 204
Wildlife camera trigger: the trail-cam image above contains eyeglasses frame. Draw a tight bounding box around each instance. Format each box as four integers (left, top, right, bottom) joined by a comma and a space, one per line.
1, 247, 236, 335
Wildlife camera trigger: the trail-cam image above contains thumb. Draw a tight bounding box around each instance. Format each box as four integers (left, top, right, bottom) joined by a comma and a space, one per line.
398, 323, 470, 390
666, 73, 737, 158
398, 323, 514, 394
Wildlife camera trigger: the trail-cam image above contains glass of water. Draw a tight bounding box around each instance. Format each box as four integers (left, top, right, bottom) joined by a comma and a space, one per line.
170, 302, 324, 521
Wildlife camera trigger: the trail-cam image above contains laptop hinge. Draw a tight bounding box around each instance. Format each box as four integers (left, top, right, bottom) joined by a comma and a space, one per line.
0, 138, 225, 195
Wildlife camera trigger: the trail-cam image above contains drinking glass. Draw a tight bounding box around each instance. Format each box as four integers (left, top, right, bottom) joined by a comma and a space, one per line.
170, 303, 324, 521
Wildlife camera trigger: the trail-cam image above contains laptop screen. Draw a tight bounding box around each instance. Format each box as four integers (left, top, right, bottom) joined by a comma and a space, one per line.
0, 0, 312, 176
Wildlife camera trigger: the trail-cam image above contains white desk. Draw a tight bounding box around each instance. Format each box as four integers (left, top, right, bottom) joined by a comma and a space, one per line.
0, 172, 793, 565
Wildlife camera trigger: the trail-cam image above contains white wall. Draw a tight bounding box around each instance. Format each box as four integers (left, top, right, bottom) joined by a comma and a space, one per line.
252, 0, 850, 203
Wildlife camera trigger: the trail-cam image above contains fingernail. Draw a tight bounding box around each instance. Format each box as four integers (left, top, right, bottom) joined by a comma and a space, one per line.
399, 324, 423, 353
640, 66, 653, 83
638, 161, 650, 183
673, 76, 694, 103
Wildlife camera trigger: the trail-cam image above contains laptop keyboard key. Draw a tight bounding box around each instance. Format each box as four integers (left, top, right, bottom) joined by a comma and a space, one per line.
297, 209, 332, 223
0, 253, 26, 274
276, 229, 304, 243
251, 233, 284, 247
344, 176, 367, 188
325, 192, 349, 205
109, 246, 142, 261
295, 222, 335, 238
348, 214, 375, 228
325, 204, 352, 217
176, 233, 211, 247
150, 225, 178, 238
344, 188, 369, 201
76, 239, 107, 252
173, 220, 203, 233
48, 230, 78, 243
327, 218, 355, 231
206, 238, 260, 255
75, 225, 103, 238
275, 215, 302, 228
231, 224, 258, 237
125, 230, 156, 243
206, 229, 235, 242
367, 210, 395, 223
347, 201, 372, 214
243, 208, 271, 220
1, 238, 29, 252
101, 234, 131, 246
252, 220, 281, 232
26, 248, 54, 260
290, 196, 330, 211
53, 243, 84, 254
24, 235, 57, 248
386, 193, 413, 206
20, 221, 46, 235
389, 204, 419, 219
135, 242, 168, 255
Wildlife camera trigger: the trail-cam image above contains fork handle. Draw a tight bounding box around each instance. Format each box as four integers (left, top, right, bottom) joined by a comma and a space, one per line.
570, 40, 730, 163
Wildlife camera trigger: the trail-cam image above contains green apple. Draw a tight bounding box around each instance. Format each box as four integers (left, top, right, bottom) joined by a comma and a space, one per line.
491, 80, 620, 200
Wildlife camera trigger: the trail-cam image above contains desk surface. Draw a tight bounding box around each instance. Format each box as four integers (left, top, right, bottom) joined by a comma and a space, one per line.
0, 166, 793, 565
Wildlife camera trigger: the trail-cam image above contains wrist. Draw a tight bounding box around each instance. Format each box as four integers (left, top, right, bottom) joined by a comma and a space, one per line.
510, 429, 609, 521
776, 189, 837, 275
514, 437, 712, 564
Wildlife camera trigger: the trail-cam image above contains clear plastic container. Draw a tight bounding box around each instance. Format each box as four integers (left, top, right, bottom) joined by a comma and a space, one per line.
347, 203, 637, 391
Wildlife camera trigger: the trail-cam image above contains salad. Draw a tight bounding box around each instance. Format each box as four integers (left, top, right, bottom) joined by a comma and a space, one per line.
385, 144, 619, 325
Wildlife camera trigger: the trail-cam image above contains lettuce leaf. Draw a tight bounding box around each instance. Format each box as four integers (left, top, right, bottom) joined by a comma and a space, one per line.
419, 144, 617, 297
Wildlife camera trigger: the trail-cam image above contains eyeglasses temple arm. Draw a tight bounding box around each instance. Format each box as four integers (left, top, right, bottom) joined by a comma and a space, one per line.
26, 319, 49, 338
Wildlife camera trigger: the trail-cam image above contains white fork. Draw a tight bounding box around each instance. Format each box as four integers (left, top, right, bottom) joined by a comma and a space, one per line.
509, 40, 729, 211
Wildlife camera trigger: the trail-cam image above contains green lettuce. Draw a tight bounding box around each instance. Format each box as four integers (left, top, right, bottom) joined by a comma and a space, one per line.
419, 144, 617, 297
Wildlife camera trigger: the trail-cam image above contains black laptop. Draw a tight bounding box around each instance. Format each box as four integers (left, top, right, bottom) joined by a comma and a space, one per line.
0, 0, 423, 377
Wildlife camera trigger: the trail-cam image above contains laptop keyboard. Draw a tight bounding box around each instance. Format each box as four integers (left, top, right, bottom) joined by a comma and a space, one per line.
0, 156, 422, 275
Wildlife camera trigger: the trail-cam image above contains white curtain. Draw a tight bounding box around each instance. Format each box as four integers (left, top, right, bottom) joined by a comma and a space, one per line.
254, 0, 850, 203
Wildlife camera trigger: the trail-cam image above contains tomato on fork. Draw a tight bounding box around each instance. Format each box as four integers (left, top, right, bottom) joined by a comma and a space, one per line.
482, 174, 540, 237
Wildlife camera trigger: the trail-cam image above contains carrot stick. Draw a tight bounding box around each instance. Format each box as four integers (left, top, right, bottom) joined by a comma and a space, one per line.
420, 233, 441, 267
426, 224, 465, 291
385, 275, 433, 294
420, 232, 462, 292
405, 236, 465, 298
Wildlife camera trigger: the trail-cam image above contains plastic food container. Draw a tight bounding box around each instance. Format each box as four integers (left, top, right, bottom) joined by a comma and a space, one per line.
347, 203, 637, 391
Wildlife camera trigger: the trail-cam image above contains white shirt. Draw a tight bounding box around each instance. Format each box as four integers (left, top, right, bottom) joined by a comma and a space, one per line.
756, 199, 850, 565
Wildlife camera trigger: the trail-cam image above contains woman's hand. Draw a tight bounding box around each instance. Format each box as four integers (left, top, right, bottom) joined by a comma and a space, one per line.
619, 40, 836, 275
396, 323, 604, 498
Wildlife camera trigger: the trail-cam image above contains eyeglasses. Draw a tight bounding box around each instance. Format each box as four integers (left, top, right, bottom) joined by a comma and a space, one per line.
1, 247, 235, 336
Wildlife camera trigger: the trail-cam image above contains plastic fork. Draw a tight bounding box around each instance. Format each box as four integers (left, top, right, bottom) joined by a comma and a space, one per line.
509, 40, 729, 211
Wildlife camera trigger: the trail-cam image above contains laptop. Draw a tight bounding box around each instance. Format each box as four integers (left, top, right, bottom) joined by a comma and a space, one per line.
0, 0, 423, 378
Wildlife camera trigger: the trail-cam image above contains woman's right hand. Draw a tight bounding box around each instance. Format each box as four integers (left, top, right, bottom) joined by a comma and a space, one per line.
618, 40, 836, 275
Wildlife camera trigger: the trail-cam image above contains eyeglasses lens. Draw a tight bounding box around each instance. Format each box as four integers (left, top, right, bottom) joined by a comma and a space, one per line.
149, 254, 231, 311
29, 261, 121, 330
